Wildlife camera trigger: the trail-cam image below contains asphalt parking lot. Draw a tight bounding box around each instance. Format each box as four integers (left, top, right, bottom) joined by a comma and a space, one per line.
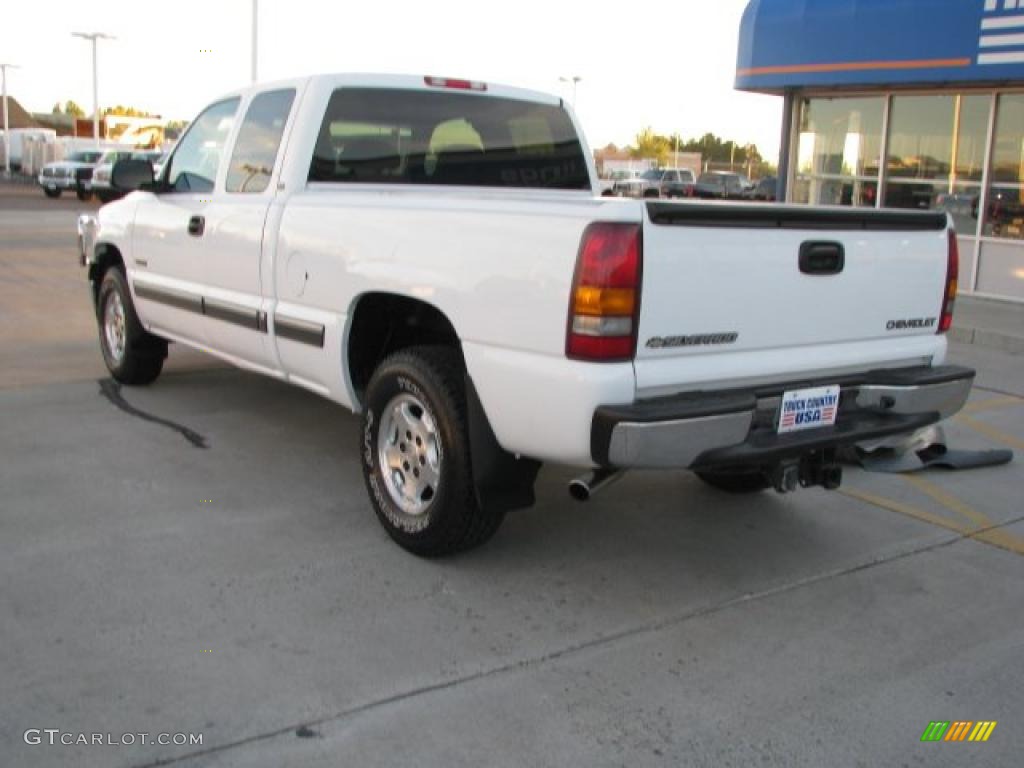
2, 183, 1022, 767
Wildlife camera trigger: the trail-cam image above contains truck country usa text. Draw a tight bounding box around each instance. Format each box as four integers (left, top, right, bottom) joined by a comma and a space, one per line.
781, 393, 838, 427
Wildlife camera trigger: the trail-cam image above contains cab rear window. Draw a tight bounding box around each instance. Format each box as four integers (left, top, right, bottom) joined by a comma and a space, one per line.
309, 88, 590, 190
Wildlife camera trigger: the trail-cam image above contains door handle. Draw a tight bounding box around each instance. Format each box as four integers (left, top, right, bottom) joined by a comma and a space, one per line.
188, 215, 205, 237
799, 241, 845, 275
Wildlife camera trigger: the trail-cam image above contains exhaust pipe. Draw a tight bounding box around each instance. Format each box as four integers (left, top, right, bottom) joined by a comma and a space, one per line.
569, 469, 623, 502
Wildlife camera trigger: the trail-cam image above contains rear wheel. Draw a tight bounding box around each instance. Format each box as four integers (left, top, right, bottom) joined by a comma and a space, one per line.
360, 346, 503, 556
97, 267, 166, 385
696, 468, 770, 494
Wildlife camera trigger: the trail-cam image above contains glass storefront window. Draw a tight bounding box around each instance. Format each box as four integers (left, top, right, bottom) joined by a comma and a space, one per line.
938, 182, 983, 238
887, 95, 954, 181
955, 95, 989, 183
795, 96, 883, 207
882, 94, 985, 238
983, 94, 1024, 240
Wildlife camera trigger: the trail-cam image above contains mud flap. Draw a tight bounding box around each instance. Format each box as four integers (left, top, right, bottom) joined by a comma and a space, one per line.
841, 425, 1013, 473
465, 375, 541, 514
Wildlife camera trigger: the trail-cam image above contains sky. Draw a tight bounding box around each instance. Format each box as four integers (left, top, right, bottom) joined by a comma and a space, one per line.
3, 0, 783, 162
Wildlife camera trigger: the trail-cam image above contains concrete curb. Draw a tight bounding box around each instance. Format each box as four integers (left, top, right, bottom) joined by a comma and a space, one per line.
949, 325, 1024, 355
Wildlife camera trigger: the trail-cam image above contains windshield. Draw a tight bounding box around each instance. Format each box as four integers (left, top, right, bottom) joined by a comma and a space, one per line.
67, 151, 102, 164
640, 169, 662, 180
99, 151, 131, 165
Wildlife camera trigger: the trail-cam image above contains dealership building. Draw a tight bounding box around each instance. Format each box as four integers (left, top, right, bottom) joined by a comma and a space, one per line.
737, 0, 1024, 302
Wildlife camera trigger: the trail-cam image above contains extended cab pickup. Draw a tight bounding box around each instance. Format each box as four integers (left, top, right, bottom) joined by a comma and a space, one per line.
78, 73, 974, 556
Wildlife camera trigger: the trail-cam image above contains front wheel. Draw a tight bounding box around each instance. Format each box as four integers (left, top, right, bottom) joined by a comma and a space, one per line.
97, 268, 166, 385
76, 187, 93, 201
360, 346, 502, 556
43, 187, 61, 199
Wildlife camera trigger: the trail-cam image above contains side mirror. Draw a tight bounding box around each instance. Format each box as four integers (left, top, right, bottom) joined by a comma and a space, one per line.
111, 158, 155, 192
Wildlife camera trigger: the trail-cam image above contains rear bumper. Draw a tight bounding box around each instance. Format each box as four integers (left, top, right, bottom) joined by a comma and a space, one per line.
591, 365, 974, 469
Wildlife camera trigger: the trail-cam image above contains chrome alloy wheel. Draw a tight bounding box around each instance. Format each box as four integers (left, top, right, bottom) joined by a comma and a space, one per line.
377, 392, 442, 516
103, 290, 127, 364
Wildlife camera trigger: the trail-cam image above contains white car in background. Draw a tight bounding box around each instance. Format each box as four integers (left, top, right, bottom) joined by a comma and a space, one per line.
90, 150, 163, 203
38, 150, 103, 200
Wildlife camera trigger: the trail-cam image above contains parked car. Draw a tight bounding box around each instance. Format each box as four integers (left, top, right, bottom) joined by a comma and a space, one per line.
693, 171, 746, 199
38, 150, 103, 200
641, 168, 696, 198
743, 176, 777, 201
79, 72, 972, 556
610, 169, 644, 197
90, 150, 164, 203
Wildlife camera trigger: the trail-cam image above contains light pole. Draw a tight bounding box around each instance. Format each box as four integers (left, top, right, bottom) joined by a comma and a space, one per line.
559, 76, 582, 108
1, 62, 18, 176
72, 32, 115, 148
251, 0, 258, 83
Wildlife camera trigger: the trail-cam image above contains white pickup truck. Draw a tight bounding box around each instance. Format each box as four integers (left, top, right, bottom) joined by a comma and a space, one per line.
79, 73, 974, 556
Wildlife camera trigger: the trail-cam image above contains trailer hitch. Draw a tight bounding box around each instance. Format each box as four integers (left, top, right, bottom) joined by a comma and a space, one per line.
772, 450, 842, 493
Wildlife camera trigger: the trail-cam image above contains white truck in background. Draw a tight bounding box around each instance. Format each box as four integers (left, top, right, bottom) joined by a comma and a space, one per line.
78, 73, 973, 556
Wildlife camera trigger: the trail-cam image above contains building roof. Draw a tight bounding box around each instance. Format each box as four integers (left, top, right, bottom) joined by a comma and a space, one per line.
736, 0, 1024, 94
1, 96, 40, 130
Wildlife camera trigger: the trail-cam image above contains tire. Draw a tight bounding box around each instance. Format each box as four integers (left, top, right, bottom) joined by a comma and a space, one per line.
96, 267, 167, 385
76, 187, 93, 201
97, 191, 118, 204
361, 346, 502, 556
696, 468, 770, 494
43, 187, 61, 199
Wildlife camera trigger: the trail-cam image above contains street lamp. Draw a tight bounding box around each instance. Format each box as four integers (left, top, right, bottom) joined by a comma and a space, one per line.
251, 0, 258, 83
72, 32, 116, 148
1, 62, 19, 176
559, 76, 582, 108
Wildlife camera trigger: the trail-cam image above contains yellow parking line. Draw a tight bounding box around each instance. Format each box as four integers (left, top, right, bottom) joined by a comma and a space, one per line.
961, 395, 1023, 414
901, 475, 994, 529
838, 487, 970, 535
839, 486, 1024, 556
900, 475, 1024, 555
955, 414, 1024, 453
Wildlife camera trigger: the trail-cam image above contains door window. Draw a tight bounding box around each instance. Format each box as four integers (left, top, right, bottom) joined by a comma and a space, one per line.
164, 98, 240, 193
226, 89, 296, 193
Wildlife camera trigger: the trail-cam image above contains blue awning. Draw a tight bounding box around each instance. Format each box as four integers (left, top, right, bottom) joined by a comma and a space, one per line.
736, 0, 1024, 93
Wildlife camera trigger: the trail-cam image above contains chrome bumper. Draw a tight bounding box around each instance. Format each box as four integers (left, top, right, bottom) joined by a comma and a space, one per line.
592, 365, 975, 469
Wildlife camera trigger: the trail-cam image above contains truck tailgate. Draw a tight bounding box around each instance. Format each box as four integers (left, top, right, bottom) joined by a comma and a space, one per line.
635, 203, 951, 395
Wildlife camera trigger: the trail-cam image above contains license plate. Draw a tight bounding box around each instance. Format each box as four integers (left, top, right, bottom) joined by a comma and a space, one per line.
778, 385, 840, 434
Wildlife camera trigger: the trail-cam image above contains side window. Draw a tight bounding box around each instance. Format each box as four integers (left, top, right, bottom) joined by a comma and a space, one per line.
226, 89, 296, 194
164, 98, 240, 194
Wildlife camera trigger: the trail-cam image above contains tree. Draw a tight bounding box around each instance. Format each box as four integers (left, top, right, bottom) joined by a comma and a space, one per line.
629, 127, 673, 166
52, 100, 85, 117
103, 105, 158, 118
164, 120, 189, 141
625, 129, 770, 171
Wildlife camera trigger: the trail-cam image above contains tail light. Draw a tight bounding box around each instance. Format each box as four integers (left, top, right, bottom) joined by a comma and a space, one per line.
939, 230, 959, 333
566, 223, 642, 361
